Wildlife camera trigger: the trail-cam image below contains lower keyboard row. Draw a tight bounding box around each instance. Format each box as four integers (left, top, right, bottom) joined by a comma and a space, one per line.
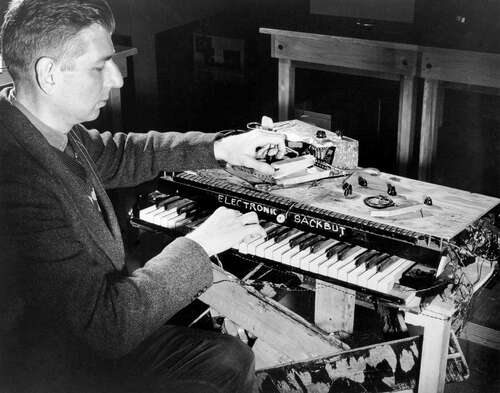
136, 194, 422, 305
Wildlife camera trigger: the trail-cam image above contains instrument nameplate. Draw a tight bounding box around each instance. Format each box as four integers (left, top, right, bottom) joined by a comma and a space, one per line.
217, 193, 348, 237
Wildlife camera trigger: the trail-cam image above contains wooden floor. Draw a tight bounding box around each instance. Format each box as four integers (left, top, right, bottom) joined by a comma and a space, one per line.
444, 282, 500, 393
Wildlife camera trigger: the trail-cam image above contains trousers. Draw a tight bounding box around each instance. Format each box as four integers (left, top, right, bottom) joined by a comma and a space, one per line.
110, 324, 256, 393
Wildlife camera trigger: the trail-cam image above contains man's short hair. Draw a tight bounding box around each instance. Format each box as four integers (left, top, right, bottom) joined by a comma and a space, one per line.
1, 0, 115, 83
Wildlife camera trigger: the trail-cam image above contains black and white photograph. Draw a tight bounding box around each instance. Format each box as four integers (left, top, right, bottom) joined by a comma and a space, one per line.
1, 1, 499, 392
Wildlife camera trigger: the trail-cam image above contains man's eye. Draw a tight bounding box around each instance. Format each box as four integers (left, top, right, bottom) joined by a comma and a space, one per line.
94, 66, 104, 71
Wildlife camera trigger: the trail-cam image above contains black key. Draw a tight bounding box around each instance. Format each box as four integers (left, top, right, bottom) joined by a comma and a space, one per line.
274, 225, 290, 237
289, 232, 311, 248
275, 228, 300, 243
310, 237, 331, 253
267, 225, 288, 239
337, 244, 357, 260
151, 193, 170, 204
157, 195, 181, 208
266, 225, 284, 238
365, 253, 390, 270
354, 249, 378, 267
285, 231, 306, 248
326, 242, 350, 259
377, 255, 399, 272
299, 234, 321, 250
261, 221, 275, 230
162, 198, 189, 211
177, 201, 198, 214
183, 205, 202, 218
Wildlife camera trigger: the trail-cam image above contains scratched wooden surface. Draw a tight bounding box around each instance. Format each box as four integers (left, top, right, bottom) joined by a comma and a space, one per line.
194, 168, 499, 242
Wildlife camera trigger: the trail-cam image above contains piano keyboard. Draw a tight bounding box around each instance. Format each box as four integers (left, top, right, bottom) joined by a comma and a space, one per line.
134, 194, 423, 305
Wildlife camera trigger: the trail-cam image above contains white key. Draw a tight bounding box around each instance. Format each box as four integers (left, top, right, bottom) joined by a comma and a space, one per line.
281, 246, 302, 265
264, 240, 287, 260
330, 246, 367, 280
366, 257, 407, 291
290, 248, 312, 268
153, 210, 177, 226
163, 213, 187, 228
346, 263, 368, 284
263, 229, 298, 260
144, 207, 167, 223
239, 236, 257, 254
139, 205, 159, 219
317, 243, 353, 276
271, 242, 292, 261
247, 224, 279, 255
357, 265, 380, 287
255, 238, 276, 258
308, 254, 330, 274
173, 216, 193, 229
345, 251, 384, 284
247, 236, 267, 255
299, 239, 338, 271
317, 254, 339, 276
271, 231, 303, 261
377, 260, 415, 293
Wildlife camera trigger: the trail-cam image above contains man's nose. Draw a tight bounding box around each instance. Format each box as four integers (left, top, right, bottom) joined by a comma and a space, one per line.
106, 59, 124, 89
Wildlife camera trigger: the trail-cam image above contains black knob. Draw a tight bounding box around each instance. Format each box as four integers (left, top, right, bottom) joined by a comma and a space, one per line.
316, 130, 326, 138
278, 44, 284, 50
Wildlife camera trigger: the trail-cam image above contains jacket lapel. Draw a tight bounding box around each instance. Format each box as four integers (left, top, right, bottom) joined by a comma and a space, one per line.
0, 98, 124, 270
68, 130, 124, 246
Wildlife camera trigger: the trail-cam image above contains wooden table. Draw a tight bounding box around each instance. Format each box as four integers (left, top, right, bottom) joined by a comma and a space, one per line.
0, 45, 137, 131
259, 28, 420, 176
260, 28, 500, 181
417, 46, 500, 180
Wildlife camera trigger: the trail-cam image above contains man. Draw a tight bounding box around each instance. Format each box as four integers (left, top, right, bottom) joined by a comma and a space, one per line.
0, 1, 285, 392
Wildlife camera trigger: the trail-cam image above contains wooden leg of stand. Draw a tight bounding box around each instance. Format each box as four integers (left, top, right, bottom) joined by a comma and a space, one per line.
314, 280, 355, 336
406, 311, 451, 393
278, 58, 295, 121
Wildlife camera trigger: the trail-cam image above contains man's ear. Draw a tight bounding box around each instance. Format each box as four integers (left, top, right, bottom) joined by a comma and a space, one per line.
34, 57, 57, 94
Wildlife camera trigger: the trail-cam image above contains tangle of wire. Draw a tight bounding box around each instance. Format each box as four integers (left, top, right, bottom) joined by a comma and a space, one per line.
444, 218, 499, 335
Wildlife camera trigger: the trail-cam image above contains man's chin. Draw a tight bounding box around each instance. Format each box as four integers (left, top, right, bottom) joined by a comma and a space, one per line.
83, 108, 101, 123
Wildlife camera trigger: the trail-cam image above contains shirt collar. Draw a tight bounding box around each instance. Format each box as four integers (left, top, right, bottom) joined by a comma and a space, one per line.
7, 88, 68, 152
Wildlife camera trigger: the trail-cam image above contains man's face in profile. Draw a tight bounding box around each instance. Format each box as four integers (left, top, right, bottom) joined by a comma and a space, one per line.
53, 23, 123, 126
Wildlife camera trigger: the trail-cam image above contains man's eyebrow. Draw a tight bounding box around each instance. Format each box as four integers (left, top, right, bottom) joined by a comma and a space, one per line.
96, 53, 115, 62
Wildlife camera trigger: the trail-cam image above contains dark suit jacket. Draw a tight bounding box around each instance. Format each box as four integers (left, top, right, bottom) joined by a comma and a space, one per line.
0, 90, 219, 390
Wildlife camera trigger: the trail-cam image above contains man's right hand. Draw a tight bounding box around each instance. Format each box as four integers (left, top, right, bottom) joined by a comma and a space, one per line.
185, 207, 266, 256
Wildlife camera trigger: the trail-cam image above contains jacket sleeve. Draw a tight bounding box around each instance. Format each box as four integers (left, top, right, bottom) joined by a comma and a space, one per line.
0, 174, 213, 358
74, 126, 222, 189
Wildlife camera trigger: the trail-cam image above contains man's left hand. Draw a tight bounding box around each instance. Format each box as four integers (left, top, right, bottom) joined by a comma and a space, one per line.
214, 130, 286, 175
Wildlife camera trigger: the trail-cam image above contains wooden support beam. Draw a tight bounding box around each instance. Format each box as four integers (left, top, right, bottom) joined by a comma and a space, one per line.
314, 280, 355, 336
397, 75, 417, 176
200, 265, 348, 362
418, 79, 444, 181
278, 58, 295, 121
460, 322, 500, 351
420, 46, 500, 89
